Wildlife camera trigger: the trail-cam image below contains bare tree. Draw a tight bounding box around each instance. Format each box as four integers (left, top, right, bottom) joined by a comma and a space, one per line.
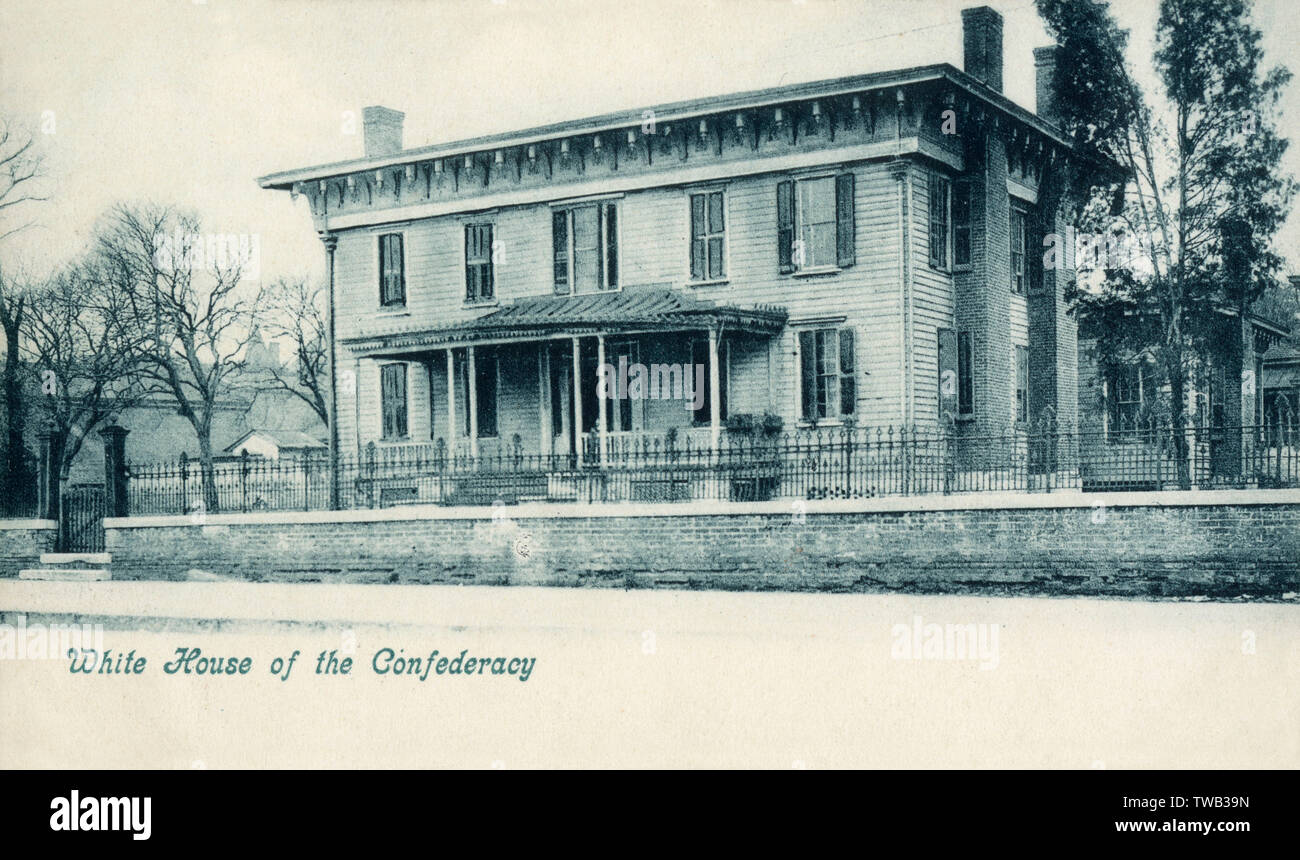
0, 113, 48, 513
0, 115, 47, 244
95, 203, 257, 513
253, 276, 328, 427
22, 260, 148, 492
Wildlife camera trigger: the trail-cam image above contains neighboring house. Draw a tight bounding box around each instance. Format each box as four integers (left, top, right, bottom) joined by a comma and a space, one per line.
223, 429, 326, 461
62, 331, 327, 483
260, 6, 1081, 467
1079, 309, 1291, 437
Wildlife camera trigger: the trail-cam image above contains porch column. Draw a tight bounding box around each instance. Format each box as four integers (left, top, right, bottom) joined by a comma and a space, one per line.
709, 326, 722, 456
467, 345, 479, 460
537, 344, 550, 457
597, 334, 608, 466
445, 349, 456, 456
572, 336, 583, 467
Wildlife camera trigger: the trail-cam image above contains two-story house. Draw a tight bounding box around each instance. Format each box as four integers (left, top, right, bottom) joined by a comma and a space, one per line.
260, 6, 1080, 477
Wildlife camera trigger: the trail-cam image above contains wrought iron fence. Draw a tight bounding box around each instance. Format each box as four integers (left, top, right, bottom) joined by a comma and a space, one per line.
125, 415, 1300, 516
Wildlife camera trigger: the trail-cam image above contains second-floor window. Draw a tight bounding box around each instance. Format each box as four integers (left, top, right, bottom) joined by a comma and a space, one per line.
464, 224, 494, 303
380, 363, 408, 439
798, 328, 856, 421
690, 191, 726, 281
929, 174, 950, 269
379, 233, 405, 308
778, 173, 855, 273
553, 202, 618, 294
1010, 207, 1027, 295
953, 180, 972, 267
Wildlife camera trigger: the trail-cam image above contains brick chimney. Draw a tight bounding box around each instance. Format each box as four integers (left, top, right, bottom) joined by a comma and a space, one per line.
1034, 45, 1059, 126
962, 6, 1004, 93
363, 106, 405, 157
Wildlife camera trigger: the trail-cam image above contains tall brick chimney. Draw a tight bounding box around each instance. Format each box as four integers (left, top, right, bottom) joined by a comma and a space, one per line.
363, 106, 405, 157
962, 6, 1004, 93
1034, 45, 1059, 126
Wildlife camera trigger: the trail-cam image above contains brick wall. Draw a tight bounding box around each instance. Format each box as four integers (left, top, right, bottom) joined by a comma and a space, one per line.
105, 492, 1300, 598
0, 521, 57, 576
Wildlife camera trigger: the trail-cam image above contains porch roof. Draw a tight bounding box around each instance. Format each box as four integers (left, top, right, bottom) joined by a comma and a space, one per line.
342, 289, 788, 355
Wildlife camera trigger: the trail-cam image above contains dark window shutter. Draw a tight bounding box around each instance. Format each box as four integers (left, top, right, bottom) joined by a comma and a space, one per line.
552, 210, 569, 294
836, 172, 856, 268
690, 194, 705, 280
603, 203, 618, 289
938, 327, 958, 418
464, 227, 474, 301
838, 328, 855, 415
777, 181, 795, 274
799, 330, 816, 420
381, 364, 407, 439
483, 225, 494, 299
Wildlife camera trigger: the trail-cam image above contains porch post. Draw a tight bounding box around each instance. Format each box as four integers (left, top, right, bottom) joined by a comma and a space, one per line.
709, 326, 722, 457
537, 344, 550, 457
572, 336, 583, 467
467, 345, 479, 460
597, 334, 608, 467
445, 349, 456, 456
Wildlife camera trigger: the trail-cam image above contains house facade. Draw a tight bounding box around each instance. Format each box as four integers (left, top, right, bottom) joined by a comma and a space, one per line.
260, 6, 1079, 471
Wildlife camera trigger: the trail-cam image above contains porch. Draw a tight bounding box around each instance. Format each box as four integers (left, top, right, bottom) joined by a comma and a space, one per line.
346, 289, 789, 467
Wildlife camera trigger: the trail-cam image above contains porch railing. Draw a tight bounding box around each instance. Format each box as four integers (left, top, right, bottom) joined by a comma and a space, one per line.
124, 416, 1300, 516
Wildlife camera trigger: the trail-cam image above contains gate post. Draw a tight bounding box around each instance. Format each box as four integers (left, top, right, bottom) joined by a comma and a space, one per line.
37, 421, 64, 523
100, 424, 130, 518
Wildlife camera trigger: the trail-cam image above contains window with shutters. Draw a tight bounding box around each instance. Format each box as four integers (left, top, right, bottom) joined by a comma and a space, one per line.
798, 328, 856, 421
380, 363, 408, 440
929, 174, 950, 269
1010, 206, 1027, 294
689, 190, 726, 282
464, 223, 494, 303
552, 202, 618, 294
378, 233, 405, 308
953, 180, 972, 267
778, 173, 855, 273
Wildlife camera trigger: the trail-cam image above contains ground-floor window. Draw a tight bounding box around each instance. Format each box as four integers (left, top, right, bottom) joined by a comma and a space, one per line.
458, 348, 498, 438
1015, 345, 1029, 424
798, 328, 855, 422
690, 338, 728, 426
380, 362, 408, 440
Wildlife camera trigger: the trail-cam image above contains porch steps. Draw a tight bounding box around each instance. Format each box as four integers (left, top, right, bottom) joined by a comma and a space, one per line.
19, 552, 113, 582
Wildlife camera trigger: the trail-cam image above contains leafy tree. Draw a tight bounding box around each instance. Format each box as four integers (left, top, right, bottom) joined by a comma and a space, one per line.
1037, 0, 1296, 483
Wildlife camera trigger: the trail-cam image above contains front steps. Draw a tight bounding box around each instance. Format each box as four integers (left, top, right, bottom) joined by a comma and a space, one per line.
18, 552, 113, 582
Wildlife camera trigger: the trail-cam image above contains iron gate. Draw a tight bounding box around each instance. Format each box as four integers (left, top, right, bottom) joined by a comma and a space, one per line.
60, 484, 106, 553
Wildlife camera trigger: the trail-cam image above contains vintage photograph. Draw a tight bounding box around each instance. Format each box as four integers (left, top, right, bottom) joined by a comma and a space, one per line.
0, 0, 1296, 793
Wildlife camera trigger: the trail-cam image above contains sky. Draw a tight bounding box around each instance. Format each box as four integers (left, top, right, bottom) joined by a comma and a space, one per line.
1, 0, 1297, 288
